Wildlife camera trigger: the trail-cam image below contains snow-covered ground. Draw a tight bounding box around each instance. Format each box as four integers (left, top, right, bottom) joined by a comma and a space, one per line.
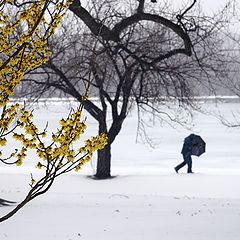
0, 100, 240, 240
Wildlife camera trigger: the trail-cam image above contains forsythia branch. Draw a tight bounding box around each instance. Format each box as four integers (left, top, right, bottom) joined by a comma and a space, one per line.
0, 0, 108, 223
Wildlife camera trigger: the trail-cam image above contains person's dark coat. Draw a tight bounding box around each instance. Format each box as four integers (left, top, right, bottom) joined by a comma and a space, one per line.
181, 134, 194, 156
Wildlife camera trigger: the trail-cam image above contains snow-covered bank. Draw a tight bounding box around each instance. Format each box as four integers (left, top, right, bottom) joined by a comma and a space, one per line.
0, 169, 240, 240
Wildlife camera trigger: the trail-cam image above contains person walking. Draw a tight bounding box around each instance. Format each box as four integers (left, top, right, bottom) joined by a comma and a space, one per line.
175, 134, 194, 173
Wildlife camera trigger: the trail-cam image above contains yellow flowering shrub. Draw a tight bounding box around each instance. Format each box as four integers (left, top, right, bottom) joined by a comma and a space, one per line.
0, 0, 73, 106
0, 0, 73, 165
0, 0, 108, 176
0, 0, 108, 222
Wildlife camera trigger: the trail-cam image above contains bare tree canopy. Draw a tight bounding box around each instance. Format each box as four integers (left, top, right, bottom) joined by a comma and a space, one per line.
17, 0, 240, 178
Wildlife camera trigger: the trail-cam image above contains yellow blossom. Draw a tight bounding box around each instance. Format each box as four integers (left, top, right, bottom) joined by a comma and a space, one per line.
0, 138, 7, 146
36, 162, 44, 169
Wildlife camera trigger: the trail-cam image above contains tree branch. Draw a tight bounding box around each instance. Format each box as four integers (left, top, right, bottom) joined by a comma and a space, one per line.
69, 0, 120, 42
113, 12, 192, 56
137, 0, 145, 13
45, 61, 104, 121
69, 0, 192, 59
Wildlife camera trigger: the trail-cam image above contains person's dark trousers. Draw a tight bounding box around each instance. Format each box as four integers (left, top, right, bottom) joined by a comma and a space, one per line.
175, 154, 192, 173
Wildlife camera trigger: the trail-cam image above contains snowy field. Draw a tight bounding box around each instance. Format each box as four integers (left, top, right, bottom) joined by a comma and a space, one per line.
0, 100, 240, 240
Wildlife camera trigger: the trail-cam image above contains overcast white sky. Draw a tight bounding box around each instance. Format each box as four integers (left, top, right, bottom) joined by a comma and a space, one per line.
168, 0, 237, 14
201, 0, 236, 12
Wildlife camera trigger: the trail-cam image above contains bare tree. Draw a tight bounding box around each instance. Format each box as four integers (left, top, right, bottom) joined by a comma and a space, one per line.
20, 0, 234, 179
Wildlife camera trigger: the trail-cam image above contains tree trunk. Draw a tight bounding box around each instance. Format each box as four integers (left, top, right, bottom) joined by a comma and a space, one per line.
94, 105, 125, 179
95, 144, 111, 179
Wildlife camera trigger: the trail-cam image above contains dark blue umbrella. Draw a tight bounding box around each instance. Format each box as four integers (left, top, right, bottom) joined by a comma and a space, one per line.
190, 134, 206, 157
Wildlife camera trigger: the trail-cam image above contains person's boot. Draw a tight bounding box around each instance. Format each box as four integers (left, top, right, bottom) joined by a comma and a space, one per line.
187, 170, 194, 174
174, 167, 178, 173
